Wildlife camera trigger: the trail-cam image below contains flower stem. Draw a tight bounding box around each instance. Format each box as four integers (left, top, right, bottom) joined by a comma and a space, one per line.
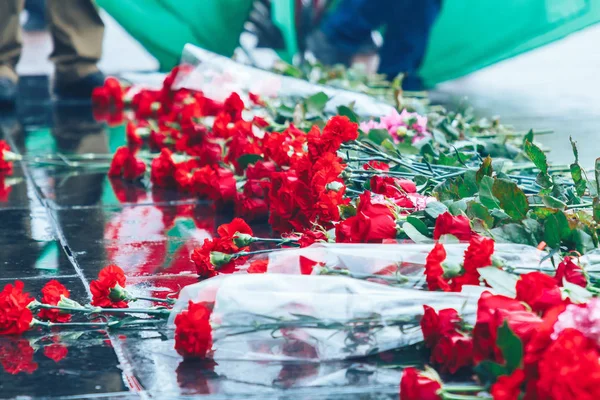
443, 385, 486, 393
133, 296, 176, 305
441, 393, 485, 400
34, 303, 171, 316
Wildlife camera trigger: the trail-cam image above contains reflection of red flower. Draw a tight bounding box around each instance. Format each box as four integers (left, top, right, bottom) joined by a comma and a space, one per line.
433, 212, 472, 241
0, 338, 38, 374
43, 344, 68, 362
90, 265, 129, 308
0, 174, 12, 202
247, 259, 268, 274
175, 301, 213, 359
399, 367, 442, 400
38, 280, 71, 323
0, 281, 34, 335
176, 359, 218, 394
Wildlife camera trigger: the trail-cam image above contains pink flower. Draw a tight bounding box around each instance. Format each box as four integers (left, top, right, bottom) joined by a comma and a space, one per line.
359, 120, 385, 133
552, 298, 600, 345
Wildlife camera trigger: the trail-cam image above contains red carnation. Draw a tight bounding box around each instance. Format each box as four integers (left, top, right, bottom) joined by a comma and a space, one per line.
491, 369, 525, 400
0, 140, 15, 174
174, 301, 213, 359
297, 229, 328, 248
335, 192, 397, 243
223, 92, 245, 122
420, 305, 460, 348
126, 121, 144, 151
0, 281, 34, 335
399, 367, 442, 400
463, 235, 494, 274
151, 148, 177, 188
363, 161, 389, 171
217, 218, 254, 251
516, 272, 563, 315
424, 243, 451, 291
191, 239, 219, 280
43, 343, 68, 362
431, 333, 474, 374
0, 338, 38, 374
472, 291, 541, 363
235, 194, 269, 222
108, 146, 146, 180
535, 329, 600, 400
90, 265, 129, 308
555, 256, 587, 287
433, 212, 472, 241
322, 115, 359, 145
38, 280, 71, 323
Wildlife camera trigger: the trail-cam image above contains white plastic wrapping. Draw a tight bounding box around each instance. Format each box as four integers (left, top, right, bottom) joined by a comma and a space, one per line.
238, 242, 559, 289
169, 274, 484, 361
173, 44, 396, 117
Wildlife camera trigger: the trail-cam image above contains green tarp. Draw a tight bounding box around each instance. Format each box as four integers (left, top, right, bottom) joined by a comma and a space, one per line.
97, 0, 600, 85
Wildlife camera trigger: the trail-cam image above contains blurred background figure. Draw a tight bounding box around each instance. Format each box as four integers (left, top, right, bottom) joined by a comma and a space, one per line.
23, 0, 47, 32
0, 0, 105, 105
306, 0, 442, 90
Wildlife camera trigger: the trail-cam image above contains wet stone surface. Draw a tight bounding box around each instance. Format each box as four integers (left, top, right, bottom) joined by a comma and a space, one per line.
0, 76, 401, 399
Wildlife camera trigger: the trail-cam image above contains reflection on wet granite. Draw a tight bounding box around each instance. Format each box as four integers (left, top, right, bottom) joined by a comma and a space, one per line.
0, 77, 410, 398
0, 331, 128, 398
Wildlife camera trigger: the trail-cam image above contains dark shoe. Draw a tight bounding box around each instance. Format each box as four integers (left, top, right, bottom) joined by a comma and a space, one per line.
23, 15, 47, 32
0, 77, 17, 106
53, 71, 105, 100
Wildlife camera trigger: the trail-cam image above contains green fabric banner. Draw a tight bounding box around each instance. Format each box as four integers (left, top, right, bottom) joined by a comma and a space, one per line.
97, 0, 600, 85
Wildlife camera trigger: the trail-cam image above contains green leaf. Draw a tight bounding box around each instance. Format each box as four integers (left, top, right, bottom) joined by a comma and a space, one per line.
524, 140, 551, 188
396, 141, 420, 155
432, 128, 448, 147
523, 129, 534, 146
474, 360, 508, 385
595, 158, 600, 196
306, 92, 329, 114
425, 202, 448, 220
492, 179, 530, 221
571, 229, 595, 255
467, 201, 494, 228
497, 321, 523, 372
543, 211, 570, 248
407, 216, 429, 236
477, 267, 518, 297
368, 129, 393, 145
476, 156, 494, 183
337, 105, 359, 123
403, 222, 433, 243
541, 195, 566, 210
594, 197, 600, 224
570, 163, 587, 196
479, 176, 500, 210
491, 223, 536, 246
237, 154, 263, 170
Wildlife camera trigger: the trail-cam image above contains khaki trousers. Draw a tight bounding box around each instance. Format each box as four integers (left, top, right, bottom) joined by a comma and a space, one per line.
0, 0, 104, 83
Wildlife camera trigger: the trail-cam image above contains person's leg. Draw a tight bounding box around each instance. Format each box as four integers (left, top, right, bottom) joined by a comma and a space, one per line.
24, 0, 47, 32
0, 0, 25, 83
46, 0, 104, 85
378, 0, 441, 88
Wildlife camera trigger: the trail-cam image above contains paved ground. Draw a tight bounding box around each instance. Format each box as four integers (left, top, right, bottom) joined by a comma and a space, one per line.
1, 10, 598, 399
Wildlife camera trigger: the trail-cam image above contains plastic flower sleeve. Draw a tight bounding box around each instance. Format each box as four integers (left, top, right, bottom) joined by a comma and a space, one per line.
239, 242, 558, 288
170, 274, 484, 361
173, 44, 396, 117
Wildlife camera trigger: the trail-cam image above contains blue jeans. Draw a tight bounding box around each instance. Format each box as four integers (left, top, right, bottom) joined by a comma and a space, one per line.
321, 0, 441, 88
